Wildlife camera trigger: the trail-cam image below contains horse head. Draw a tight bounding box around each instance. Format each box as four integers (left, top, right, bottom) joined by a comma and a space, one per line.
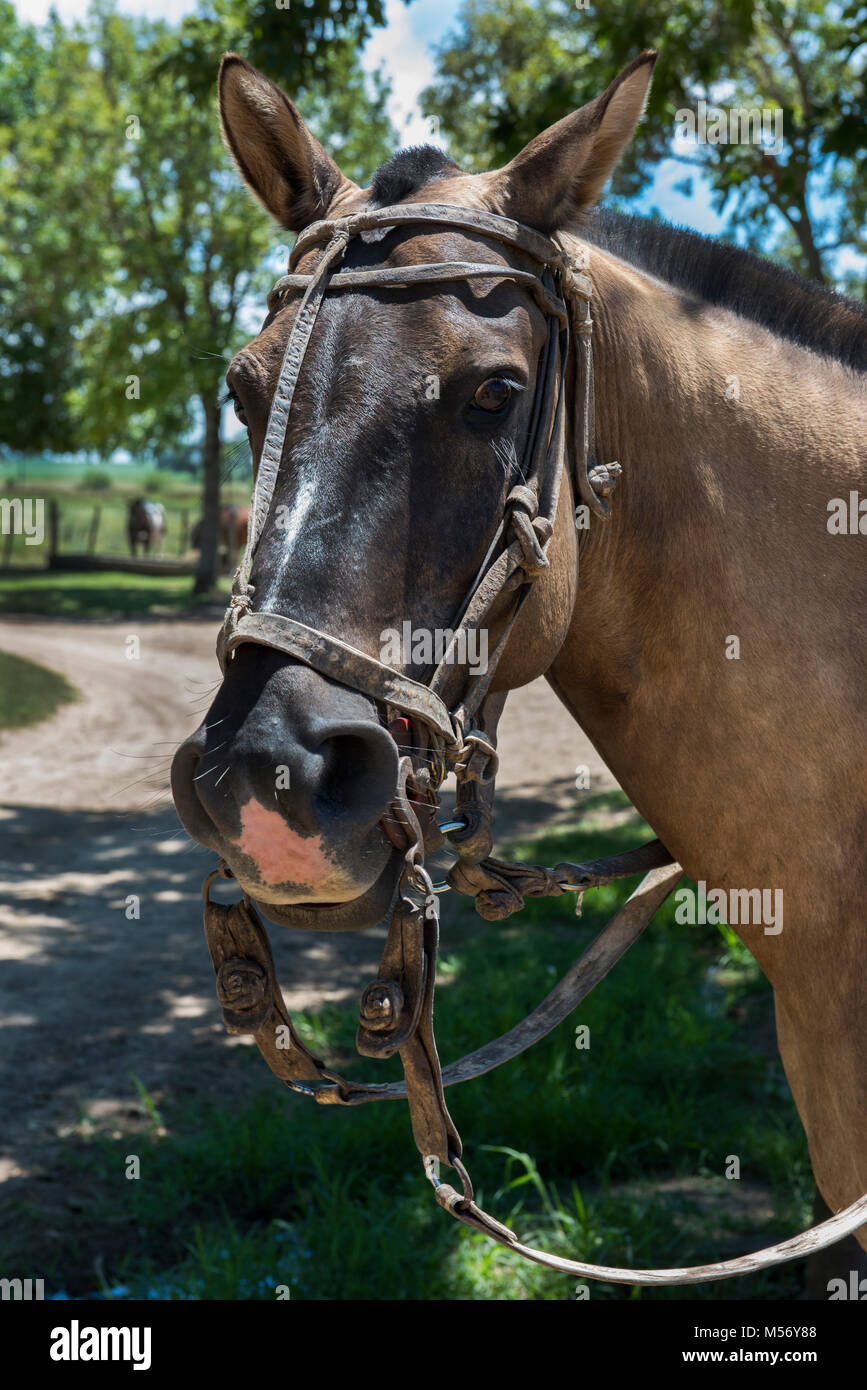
171, 52, 656, 931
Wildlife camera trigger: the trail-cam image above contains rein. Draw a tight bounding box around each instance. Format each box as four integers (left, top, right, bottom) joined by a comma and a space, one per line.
203, 202, 867, 1284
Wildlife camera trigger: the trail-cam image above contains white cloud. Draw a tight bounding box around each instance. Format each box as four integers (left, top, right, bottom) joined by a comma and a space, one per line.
362, 0, 460, 149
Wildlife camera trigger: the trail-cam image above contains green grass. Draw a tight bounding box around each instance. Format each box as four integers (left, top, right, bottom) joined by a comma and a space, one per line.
0, 648, 79, 729
0, 462, 251, 568
0, 570, 230, 618
2, 794, 813, 1301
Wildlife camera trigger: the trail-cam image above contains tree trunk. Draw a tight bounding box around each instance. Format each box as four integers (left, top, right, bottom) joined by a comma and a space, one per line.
193, 394, 222, 595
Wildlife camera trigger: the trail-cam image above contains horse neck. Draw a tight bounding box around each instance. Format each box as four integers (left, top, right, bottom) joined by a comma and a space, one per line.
550, 241, 866, 967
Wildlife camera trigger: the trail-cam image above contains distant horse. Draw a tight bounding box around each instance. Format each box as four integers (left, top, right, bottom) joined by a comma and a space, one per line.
190, 506, 249, 556
128, 499, 165, 556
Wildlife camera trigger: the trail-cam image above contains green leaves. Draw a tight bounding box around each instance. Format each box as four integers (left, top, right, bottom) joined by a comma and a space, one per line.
0, 1, 397, 458
422, 0, 865, 287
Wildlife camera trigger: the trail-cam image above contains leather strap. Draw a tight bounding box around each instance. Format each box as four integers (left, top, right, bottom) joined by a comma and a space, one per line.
201, 849, 681, 1104
271, 262, 570, 322
436, 1185, 867, 1286
217, 201, 583, 789
289, 202, 593, 297
224, 612, 461, 748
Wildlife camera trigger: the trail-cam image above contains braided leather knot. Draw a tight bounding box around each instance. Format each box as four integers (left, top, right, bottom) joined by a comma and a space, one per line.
506, 484, 551, 575
506, 483, 539, 517
587, 461, 622, 499
359, 980, 404, 1032
215, 955, 271, 1033
447, 857, 569, 921
512, 513, 552, 575
216, 587, 254, 671
560, 264, 584, 296
451, 729, 499, 785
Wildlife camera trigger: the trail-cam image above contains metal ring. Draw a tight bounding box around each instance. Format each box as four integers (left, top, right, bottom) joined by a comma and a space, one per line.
438, 818, 467, 834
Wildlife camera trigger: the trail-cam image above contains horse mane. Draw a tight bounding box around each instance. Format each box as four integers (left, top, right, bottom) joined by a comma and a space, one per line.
581, 208, 867, 373
369, 147, 463, 208
363, 149, 867, 372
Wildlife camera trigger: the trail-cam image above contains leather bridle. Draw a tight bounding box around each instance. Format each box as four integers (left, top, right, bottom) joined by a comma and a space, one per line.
202, 201, 867, 1285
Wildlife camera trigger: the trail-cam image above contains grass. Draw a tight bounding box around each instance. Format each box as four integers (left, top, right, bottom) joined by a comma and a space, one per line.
0, 649, 79, 729
1, 794, 814, 1301
0, 460, 251, 568
0, 570, 230, 618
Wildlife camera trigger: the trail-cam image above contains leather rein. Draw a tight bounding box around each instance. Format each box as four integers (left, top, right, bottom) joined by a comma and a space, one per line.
203, 201, 867, 1284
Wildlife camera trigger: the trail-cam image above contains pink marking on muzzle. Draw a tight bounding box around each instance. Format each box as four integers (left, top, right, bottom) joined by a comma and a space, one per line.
236, 798, 332, 888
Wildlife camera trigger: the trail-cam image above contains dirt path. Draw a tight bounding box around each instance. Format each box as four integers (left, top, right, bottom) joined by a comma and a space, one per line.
0, 617, 618, 1187
0, 616, 615, 820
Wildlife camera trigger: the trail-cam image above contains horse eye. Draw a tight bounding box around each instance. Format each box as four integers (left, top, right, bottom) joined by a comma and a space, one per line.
226, 388, 248, 428
472, 377, 513, 413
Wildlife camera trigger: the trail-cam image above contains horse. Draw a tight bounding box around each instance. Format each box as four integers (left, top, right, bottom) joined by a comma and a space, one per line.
189, 506, 249, 556
171, 51, 867, 1284
127, 498, 165, 556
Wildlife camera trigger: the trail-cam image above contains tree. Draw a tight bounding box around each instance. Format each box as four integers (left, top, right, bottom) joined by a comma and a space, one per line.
82, 1, 396, 592
0, 5, 103, 453
420, 0, 867, 288
0, 0, 397, 591
162, 0, 402, 94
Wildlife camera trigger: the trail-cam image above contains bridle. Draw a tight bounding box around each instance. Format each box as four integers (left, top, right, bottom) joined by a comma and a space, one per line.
216, 201, 609, 748
202, 201, 867, 1285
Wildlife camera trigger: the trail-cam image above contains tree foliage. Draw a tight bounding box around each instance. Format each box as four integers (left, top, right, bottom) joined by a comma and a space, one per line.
0, 0, 395, 459
421, 0, 867, 286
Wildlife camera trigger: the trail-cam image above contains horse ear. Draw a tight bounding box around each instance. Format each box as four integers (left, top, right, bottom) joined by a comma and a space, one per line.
218, 54, 359, 230
490, 52, 657, 232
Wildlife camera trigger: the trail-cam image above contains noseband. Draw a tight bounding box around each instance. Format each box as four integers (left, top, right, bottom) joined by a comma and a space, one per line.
203, 201, 867, 1285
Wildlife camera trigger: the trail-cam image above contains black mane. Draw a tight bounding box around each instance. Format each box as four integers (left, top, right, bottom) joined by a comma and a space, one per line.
368, 146, 463, 208
582, 209, 867, 373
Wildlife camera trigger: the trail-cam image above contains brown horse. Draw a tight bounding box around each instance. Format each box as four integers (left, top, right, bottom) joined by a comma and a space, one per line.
127, 498, 165, 556
172, 52, 867, 1271
189, 505, 249, 555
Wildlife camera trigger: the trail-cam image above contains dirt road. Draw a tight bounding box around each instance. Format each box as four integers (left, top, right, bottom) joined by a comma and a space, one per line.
0, 617, 617, 1187
0, 616, 614, 818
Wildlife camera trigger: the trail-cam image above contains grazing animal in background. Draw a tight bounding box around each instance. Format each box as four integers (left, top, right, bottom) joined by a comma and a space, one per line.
190, 506, 249, 557
127, 498, 165, 556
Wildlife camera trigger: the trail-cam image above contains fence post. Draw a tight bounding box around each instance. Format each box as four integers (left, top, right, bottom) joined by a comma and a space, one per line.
48, 499, 59, 569
87, 504, 101, 554
179, 508, 188, 556
2, 527, 12, 568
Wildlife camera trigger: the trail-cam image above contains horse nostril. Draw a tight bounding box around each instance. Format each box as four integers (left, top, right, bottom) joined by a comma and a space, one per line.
171, 732, 223, 849
313, 724, 399, 823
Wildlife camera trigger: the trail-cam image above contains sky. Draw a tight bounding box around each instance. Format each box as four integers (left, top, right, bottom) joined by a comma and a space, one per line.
11, 0, 729, 235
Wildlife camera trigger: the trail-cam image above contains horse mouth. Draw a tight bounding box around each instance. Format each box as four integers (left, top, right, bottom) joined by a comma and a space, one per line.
252, 781, 440, 934
254, 843, 404, 932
